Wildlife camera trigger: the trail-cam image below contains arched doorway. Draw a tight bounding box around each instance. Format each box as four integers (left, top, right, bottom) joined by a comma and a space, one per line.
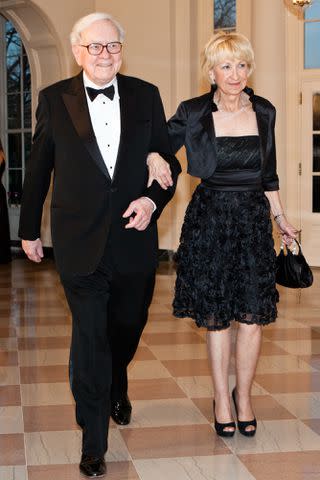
0, 0, 66, 244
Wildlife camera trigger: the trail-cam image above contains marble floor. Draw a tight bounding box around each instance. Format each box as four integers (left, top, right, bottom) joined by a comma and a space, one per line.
0, 258, 319, 480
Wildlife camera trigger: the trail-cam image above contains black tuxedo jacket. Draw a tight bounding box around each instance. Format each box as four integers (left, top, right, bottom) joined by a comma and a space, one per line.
167, 86, 279, 191
19, 72, 181, 275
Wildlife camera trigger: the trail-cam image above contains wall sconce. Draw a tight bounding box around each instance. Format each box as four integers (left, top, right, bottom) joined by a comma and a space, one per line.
292, 0, 311, 6
284, 0, 312, 18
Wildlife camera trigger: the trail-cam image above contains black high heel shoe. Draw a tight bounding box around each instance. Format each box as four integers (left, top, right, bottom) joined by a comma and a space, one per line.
232, 388, 257, 437
213, 400, 236, 437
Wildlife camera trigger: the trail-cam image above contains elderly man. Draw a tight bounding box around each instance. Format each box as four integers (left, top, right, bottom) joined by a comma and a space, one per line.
19, 12, 180, 478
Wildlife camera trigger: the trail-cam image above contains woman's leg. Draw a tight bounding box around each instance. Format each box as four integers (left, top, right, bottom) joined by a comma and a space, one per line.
234, 322, 262, 432
207, 327, 234, 432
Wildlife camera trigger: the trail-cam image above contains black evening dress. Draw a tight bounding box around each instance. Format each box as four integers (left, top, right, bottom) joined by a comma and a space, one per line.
0, 160, 11, 263
173, 135, 278, 331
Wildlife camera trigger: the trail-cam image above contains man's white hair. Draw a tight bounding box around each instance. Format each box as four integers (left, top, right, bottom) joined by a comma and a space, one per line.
70, 12, 125, 45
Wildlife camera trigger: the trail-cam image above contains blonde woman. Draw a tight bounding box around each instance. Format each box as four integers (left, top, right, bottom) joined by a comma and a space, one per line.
148, 32, 297, 437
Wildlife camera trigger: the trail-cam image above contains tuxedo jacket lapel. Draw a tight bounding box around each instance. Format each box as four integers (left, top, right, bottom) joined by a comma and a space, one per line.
62, 73, 111, 180
112, 74, 137, 182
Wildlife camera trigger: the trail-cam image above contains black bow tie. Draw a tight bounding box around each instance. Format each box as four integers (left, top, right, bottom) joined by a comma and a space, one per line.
86, 85, 115, 101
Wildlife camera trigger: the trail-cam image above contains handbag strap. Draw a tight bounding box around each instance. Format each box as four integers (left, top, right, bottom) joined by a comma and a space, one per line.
280, 238, 301, 256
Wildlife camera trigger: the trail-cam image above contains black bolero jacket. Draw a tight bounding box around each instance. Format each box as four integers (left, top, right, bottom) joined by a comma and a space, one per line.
167, 86, 279, 191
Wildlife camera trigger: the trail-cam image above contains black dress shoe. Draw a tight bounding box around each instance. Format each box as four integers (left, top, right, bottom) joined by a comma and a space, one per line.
111, 395, 132, 425
79, 454, 106, 478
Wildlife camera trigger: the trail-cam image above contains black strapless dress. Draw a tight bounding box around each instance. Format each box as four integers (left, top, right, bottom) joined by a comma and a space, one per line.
173, 136, 278, 331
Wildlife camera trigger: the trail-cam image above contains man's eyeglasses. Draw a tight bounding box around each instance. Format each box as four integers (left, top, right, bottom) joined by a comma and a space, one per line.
80, 42, 122, 55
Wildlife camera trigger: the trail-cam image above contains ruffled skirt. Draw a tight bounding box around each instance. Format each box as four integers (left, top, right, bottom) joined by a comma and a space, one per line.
173, 186, 278, 330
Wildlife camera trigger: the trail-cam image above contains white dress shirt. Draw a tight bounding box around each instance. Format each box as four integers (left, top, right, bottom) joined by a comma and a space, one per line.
83, 72, 120, 180
83, 72, 156, 211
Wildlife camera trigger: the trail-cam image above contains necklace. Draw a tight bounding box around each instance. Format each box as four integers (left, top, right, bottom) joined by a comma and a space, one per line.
214, 92, 250, 114
216, 103, 246, 115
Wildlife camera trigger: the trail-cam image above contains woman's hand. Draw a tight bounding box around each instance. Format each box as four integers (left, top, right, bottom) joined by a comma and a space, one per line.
147, 152, 173, 189
275, 215, 299, 245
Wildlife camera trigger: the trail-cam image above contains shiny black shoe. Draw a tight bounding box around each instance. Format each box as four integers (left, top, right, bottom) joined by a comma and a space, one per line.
232, 388, 257, 437
79, 454, 106, 478
111, 395, 132, 425
213, 400, 236, 437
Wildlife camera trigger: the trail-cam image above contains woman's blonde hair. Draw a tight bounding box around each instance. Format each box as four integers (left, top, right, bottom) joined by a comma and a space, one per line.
202, 31, 255, 83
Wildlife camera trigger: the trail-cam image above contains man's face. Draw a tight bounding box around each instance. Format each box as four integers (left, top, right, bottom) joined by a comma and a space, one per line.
72, 19, 122, 86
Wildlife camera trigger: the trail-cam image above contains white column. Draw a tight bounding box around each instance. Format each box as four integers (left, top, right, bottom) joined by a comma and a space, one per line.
250, 0, 287, 203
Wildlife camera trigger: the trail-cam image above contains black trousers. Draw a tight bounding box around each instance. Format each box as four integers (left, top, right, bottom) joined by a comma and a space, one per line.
60, 245, 156, 456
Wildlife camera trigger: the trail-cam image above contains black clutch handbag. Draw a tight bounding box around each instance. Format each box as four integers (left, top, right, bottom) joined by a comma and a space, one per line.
276, 240, 313, 288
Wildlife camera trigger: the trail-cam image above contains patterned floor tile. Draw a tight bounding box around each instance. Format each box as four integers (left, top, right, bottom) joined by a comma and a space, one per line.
127, 398, 208, 428
254, 372, 320, 393
0, 385, 21, 406
263, 327, 320, 341
226, 419, 320, 454
0, 466, 27, 480
142, 331, 205, 345
0, 260, 319, 478
18, 349, 69, 367
128, 378, 186, 400
149, 343, 208, 360
0, 434, 25, 465
128, 360, 172, 379
239, 451, 320, 479
272, 339, 320, 355
132, 346, 157, 361
192, 394, 295, 423
0, 328, 16, 338
17, 337, 71, 350
302, 418, 320, 436
134, 455, 254, 480
23, 405, 79, 432
0, 406, 24, 434
28, 462, 139, 480
161, 359, 212, 377
256, 354, 313, 374
21, 383, 74, 406
121, 424, 230, 459
20, 365, 68, 384
0, 367, 20, 386
273, 392, 320, 418
299, 354, 320, 371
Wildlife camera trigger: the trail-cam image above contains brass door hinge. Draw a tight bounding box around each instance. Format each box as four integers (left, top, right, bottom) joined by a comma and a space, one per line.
298, 162, 302, 176
299, 92, 302, 105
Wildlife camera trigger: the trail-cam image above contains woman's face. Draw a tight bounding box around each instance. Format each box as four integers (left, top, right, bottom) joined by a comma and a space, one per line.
210, 58, 249, 96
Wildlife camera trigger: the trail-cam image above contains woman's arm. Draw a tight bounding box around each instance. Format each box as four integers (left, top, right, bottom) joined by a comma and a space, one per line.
147, 101, 188, 189
264, 190, 299, 244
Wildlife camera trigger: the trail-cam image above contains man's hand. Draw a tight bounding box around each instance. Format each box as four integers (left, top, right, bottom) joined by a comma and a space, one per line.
123, 197, 154, 231
147, 152, 173, 189
22, 238, 44, 263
